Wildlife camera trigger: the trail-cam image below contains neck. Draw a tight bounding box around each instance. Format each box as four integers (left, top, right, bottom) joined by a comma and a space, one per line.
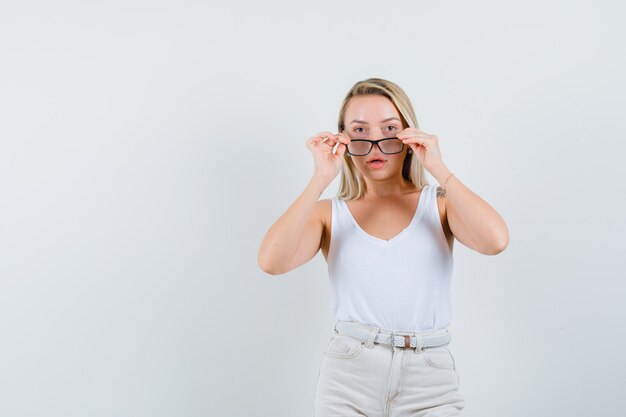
363, 175, 417, 198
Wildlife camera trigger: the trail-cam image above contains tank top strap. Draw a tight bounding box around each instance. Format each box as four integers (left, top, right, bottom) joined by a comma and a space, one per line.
330, 196, 350, 237
424, 184, 441, 223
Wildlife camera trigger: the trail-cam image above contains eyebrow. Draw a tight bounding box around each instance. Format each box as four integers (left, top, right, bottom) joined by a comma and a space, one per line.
349, 117, 401, 125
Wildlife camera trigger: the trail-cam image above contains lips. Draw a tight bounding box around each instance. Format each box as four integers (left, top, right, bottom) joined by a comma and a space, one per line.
367, 157, 387, 169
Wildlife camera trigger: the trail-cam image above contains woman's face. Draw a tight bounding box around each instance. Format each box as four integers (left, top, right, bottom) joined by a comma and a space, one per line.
342, 94, 408, 178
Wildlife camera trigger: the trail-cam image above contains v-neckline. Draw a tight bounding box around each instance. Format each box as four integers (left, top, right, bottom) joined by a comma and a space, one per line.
340, 185, 430, 247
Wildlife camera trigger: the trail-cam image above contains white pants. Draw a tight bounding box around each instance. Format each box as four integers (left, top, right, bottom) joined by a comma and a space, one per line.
313, 320, 466, 417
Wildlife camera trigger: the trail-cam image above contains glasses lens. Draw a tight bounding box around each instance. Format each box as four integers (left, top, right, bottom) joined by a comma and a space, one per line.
379, 138, 404, 154
347, 140, 371, 155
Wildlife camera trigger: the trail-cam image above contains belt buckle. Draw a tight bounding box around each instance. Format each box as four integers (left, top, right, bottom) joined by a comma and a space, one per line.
403, 335, 412, 349
389, 332, 413, 349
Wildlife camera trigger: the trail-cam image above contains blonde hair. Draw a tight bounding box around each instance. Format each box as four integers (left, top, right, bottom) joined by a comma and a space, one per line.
336, 77, 429, 200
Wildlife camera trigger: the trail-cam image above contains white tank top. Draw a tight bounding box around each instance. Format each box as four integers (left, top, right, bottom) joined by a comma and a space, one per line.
327, 184, 453, 333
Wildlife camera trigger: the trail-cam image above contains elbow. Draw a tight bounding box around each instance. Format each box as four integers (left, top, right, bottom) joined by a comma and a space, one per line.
259, 263, 283, 276
257, 253, 286, 276
485, 233, 509, 255
497, 227, 510, 253
257, 255, 276, 275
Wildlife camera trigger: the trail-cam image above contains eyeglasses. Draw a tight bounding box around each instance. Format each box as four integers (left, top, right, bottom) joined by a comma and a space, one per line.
346, 137, 405, 156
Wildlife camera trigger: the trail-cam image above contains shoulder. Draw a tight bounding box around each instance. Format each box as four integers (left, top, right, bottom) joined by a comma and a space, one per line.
434, 185, 446, 215
316, 199, 333, 227
434, 185, 454, 244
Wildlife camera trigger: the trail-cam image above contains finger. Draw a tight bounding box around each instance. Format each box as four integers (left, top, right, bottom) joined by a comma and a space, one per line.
397, 128, 425, 138
308, 136, 332, 149
397, 131, 421, 138
322, 137, 338, 149
316, 131, 338, 141
336, 142, 347, 157
336, 132, 351, 144
322, 136, 344, 149
400, 133, 430, 142
308, 135, 340, 152
401, 137, 428, 147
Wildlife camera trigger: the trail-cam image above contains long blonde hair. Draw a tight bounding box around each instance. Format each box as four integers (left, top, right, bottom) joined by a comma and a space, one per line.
337, 77, 429, 200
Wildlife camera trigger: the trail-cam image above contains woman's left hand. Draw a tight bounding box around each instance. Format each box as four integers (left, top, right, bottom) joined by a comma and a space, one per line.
395, 128, 444, 172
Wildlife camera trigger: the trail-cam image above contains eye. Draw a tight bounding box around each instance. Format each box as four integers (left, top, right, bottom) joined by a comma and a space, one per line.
354, 127, 365, 132
386, 125, 397, 131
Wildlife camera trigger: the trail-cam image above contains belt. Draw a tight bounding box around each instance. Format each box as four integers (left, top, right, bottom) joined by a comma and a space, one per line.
335, 320, 452, 350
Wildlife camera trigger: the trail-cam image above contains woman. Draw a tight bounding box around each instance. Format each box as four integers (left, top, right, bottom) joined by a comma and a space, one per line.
257, 78, 509, 417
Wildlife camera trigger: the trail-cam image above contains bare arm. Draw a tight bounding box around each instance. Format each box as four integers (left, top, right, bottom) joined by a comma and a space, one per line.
431, 162, 509, 255
257, 175, 332, 275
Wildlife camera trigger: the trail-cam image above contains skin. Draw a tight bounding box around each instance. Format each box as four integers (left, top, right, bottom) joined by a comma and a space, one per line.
318, 94, 454, 260
257, 94, 509, 275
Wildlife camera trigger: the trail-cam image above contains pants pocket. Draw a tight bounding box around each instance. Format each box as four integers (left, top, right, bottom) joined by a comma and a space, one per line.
422, 346, 456, 370
323, 335, 365, 359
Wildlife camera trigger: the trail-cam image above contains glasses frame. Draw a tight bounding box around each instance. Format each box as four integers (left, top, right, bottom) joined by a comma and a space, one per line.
346, 137, 405, 156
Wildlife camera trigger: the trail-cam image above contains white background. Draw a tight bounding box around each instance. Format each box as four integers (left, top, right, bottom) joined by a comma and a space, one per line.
1, 1, 625, 416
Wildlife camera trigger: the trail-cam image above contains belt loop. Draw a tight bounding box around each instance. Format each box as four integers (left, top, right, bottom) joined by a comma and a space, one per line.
413, 334, 424, 354
364, 327, 380, 349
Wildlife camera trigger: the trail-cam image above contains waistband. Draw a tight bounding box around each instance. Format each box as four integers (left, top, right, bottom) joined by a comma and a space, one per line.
334, 320, 451, 350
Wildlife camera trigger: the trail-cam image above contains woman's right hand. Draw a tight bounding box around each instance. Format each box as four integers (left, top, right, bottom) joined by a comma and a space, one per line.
305, 131, 351, 181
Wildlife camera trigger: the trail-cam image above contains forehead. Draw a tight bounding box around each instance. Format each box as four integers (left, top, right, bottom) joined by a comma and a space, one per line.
344, 95, 401, 123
